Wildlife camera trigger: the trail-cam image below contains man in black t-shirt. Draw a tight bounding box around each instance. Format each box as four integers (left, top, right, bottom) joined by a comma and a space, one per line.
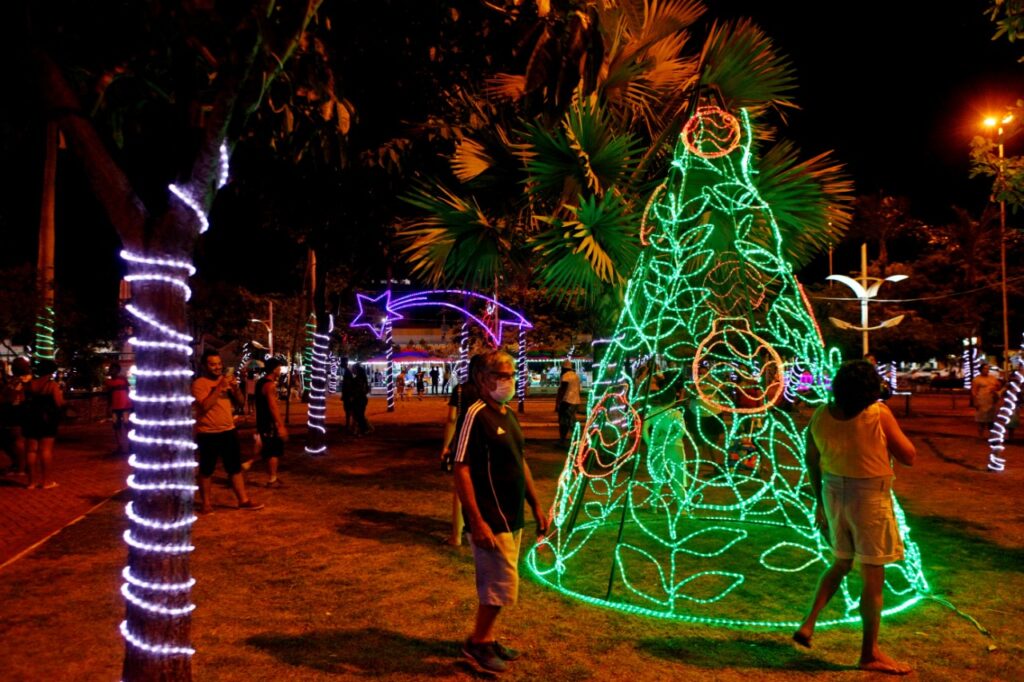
453, 351, 548, 674
255, 358, 288, 487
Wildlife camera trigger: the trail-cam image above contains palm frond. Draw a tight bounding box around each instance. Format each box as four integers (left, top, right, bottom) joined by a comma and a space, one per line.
699, 19, 798, 116
530, 192, 641, 303
751, 140, 854, 267
522, 99, 645, 201
398, 183, 514, 289
451, 137, 494, 183
483, 73, 527, 101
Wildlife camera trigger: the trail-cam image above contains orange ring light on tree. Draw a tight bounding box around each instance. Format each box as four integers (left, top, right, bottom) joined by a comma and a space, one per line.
681, 106, 742, 159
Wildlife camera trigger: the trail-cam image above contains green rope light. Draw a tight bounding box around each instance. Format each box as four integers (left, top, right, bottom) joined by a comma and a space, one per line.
526, 107, 928, 628
34, 305, 57, 361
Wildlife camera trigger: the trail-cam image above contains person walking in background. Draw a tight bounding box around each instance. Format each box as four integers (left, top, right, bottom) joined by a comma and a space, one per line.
439, 354, 485, 546
395, 370, 406, 402
794, 360, 916, 675
244, 369, 258, 415
430, 365, 440, 395
255, 358, 288, 487
1, 357, 31, 478
349, 362, 372, 435
104, 363, 132, 456
192, 349, 263, 513
22, 359, 64, 489
453, 350, 549, 674
339, 358, 355, 434
555, 360, 582, 446
415, 369, 426, 400
971, 364, 1002, 438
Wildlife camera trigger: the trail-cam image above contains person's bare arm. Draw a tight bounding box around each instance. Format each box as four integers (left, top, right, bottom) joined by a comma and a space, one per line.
804, 431, 824, 514
522, 458, 550, 538
51, 382, 65, 409
440, 406, 458, 460
195, 378, 227, 414
879, 402, 916, 466
454, 462, 496, 549
264, 380, 287, 440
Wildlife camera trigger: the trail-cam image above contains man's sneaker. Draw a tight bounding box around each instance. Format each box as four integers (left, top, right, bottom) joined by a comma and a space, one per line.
238, 500, 265, 511
493, 641, 521, 661
462, 638, 508, 674
265, 479, 284, 489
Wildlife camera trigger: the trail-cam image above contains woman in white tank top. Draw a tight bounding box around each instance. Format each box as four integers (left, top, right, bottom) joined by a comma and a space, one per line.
793, 360, 916, 675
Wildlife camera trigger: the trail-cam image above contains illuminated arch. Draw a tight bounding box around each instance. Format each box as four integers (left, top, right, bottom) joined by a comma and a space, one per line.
350, 289, 533, 411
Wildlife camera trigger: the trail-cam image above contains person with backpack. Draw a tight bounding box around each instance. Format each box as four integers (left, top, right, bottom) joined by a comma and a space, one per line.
23, 359, 64, 489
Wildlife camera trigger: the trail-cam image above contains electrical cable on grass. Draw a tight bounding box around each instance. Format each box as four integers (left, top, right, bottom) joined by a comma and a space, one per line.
926, 595, 992, 638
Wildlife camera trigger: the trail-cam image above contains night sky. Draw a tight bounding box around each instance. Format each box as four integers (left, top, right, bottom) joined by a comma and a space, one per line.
4, 2, 1022, 302
718, 0, 1022, 224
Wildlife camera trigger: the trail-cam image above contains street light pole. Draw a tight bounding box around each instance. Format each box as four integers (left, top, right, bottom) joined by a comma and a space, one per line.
985, 113, 1013, 375
998, 136, 1010, 376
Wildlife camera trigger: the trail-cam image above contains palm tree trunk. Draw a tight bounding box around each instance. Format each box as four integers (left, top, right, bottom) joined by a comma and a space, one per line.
34, 121, 58, 362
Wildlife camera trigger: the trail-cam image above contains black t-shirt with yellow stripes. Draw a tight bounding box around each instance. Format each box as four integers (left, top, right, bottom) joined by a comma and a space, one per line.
454, 399, 526, 533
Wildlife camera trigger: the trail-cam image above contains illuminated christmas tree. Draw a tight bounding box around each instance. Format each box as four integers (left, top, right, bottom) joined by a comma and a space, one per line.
527, 106, 928, 627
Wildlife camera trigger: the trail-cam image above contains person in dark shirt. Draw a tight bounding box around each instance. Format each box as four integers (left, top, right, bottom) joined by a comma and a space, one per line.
255, 358, 288, 487
453, 350, 549, 674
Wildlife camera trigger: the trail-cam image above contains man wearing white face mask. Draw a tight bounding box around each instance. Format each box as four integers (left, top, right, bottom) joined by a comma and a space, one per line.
453, 350, 549, 674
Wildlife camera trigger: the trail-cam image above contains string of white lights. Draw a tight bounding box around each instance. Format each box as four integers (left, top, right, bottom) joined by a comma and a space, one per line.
168, 184, 210, 233
126, 304, 194, 343
128, 430, 198, 450
988, 333, 1024, 472
128, 454, 198, 471
122, 567, 195, 592
121, 584, 197, 617
129, 390, 193, 404
124, 274, 192, 301
128, 338, 194, 356
131, 368, 195, 378
120, 250, 196, 276
384, 317, 395, 410
125, 502, 197, 530
126, 475, 198, 492
120, 621, 196, 657
517, 327, 528, 404
123, 530, 195, 554
305, 318, 333, 454
118, 146, 227, 662
458, 322, 469, 382
217, 142, 230, 189
129, 414, 196, 428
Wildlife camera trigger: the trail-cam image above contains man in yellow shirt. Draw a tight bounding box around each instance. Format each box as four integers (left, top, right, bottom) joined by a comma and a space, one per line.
192, 350, 263, 513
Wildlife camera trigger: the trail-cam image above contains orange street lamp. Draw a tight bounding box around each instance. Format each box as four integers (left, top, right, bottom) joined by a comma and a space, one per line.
983, 113, 1014, 375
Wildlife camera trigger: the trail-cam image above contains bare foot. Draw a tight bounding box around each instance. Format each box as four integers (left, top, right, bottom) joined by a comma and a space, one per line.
859, 653, 912, 675
792, 627, 813, 649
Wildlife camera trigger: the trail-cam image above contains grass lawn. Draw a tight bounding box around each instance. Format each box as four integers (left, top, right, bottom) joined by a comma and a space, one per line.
0, 397, 1021, 680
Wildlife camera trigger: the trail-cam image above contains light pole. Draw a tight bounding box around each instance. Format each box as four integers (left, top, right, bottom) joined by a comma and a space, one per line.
983, 113, 1013, 375
826, 243, 908, 356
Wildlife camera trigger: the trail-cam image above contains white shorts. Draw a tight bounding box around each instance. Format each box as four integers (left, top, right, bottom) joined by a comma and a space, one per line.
469, 530, 522, 606
822, 474, 903, 565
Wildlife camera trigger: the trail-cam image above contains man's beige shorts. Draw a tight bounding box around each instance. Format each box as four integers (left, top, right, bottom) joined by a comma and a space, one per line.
469, 529, 523, 606
822, 474, 904, 565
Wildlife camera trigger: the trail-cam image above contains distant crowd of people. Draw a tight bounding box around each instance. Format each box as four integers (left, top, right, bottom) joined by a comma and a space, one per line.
2, 347, 1018, 676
